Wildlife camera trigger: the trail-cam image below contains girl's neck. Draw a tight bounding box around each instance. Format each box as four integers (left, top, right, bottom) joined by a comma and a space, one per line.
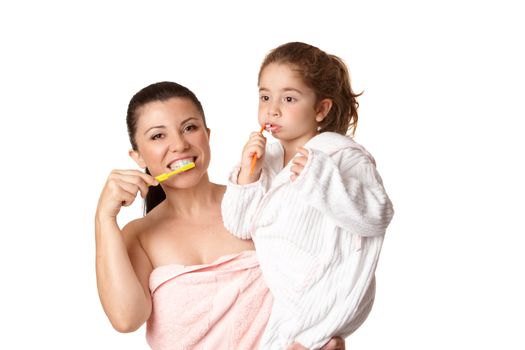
162, 174, 219, 218
280, 131, 319, 166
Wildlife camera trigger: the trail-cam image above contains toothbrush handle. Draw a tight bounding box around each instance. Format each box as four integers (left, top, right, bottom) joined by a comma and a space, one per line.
249, 125, 265, 176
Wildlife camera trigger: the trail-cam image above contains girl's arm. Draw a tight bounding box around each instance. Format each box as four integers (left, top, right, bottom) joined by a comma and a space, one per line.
292, 146, 394, 237
221, 131, 268, 239
95, 170, 156, 332
221, 165, 268, 239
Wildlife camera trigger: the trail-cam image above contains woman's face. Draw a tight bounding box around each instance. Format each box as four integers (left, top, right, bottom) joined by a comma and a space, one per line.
130, 97, 211, 189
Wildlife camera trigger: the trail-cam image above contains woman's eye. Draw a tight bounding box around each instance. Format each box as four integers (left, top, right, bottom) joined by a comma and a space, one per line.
151, 133, 164, 140
183, 124, 198, 133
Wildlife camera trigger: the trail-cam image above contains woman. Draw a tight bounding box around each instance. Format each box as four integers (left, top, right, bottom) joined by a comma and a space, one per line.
95, 81, 345, 349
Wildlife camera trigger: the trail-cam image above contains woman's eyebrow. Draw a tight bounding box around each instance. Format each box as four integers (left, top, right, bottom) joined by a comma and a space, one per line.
144, 117, 200, 135
180, 117, 200, 124
144, 125, 166, 135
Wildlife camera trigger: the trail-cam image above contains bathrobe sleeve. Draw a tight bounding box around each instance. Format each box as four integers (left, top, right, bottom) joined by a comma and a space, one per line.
221, 165, 268, 239
292, 146, 394, 237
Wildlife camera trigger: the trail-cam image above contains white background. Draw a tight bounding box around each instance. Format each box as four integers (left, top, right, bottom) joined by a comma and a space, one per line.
1, 0, 524, 349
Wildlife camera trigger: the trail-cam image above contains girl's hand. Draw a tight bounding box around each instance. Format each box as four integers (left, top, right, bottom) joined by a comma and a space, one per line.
238, 131, 267, 184
287, 336, 346, 350
96, 169, 158, 219
290, 147, 309, 182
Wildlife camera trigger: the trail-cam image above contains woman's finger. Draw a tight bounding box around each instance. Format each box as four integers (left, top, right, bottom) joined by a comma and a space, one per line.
320, 337, 345, 350
118, 174, 150, 198
111, 169, 158, 187
286, 343, 307, 350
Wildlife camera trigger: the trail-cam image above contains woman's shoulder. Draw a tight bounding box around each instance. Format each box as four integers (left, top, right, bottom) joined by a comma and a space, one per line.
121, 207, 163, 240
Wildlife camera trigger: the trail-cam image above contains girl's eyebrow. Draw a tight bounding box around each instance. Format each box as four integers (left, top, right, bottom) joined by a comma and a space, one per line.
282, 87, 302, 94
259, 87, 303, 94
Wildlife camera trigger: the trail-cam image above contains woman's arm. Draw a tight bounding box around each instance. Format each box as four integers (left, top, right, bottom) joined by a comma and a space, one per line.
95, 169, 156, 332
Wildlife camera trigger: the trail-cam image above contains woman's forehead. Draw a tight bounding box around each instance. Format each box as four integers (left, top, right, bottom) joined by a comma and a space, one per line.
136, 98, 201, 126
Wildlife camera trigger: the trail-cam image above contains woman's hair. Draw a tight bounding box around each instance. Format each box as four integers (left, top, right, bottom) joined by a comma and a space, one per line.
258, 42, 361, 135
126, 81, 206, 214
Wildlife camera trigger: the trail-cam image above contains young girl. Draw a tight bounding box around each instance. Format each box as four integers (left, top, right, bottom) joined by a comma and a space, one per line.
222, 42, 394, 349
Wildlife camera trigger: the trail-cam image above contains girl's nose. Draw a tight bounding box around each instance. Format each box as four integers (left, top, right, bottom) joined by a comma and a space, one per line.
267, 101, 281, 118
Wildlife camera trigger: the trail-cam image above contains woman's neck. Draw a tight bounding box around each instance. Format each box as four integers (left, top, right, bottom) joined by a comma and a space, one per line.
162, 174, 219, 218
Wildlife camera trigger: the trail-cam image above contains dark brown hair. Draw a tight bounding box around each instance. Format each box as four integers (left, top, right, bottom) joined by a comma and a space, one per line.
126, 81, 206, 214
258, 42, 361, 135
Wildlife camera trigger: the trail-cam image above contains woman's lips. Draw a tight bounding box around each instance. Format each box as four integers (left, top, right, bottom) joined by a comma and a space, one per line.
167, 157, 196, 170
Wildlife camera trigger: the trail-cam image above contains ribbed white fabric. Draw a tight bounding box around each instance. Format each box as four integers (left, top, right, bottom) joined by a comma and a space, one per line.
221, 132, 394, 349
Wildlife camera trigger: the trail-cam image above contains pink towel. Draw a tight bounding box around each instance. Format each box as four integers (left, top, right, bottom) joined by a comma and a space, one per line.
147, 250, 273, 350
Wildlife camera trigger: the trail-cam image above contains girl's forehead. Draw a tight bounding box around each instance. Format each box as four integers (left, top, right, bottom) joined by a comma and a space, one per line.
260, 63, 311, 92
262, 63, 301, 80
262, 62, 300, 76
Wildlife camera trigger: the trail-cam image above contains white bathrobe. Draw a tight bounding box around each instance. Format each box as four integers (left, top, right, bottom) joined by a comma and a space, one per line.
222, 132, 394, 349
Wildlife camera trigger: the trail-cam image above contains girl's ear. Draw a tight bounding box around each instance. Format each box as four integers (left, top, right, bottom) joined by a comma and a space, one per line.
315, 98, 333, 122
129, 149, 147, 168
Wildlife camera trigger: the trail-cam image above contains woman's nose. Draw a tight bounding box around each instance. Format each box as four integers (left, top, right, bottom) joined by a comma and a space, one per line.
169, 134, 189, 152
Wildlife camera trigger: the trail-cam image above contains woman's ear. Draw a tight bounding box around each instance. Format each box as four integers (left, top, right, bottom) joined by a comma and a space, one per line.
315, 98, 333, 122
129, 149, 147, 168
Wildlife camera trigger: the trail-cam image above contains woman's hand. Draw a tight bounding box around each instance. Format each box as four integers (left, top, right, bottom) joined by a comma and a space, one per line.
290, 147, 309, 182
96, 169, 158, 219
287, 336, 346, 350
238, 131, 267, 184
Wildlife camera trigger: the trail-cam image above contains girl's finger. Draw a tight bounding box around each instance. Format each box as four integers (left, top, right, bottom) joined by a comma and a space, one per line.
290, 164, 304, 175
297, 147, 309, 157
292, 155, 307, 167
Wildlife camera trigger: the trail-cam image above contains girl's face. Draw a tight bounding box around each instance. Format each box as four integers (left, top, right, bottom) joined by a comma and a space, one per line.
130, 97, 211, 188
258, 63, 330, 147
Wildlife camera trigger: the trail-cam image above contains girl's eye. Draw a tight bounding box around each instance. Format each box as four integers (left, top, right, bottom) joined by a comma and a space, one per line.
183, 124, 198, 133
260, 95, 270, 102
284, 96, 296, 103
151, 133, 164, 140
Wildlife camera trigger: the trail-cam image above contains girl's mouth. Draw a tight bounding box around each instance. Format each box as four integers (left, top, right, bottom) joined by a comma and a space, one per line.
265, 123, 281, 132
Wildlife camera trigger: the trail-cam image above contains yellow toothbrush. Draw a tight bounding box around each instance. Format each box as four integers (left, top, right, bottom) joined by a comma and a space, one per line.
150, 162, 195, 185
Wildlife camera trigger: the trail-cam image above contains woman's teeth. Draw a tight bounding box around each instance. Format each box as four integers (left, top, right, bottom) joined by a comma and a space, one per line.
169, 158, 194, 170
